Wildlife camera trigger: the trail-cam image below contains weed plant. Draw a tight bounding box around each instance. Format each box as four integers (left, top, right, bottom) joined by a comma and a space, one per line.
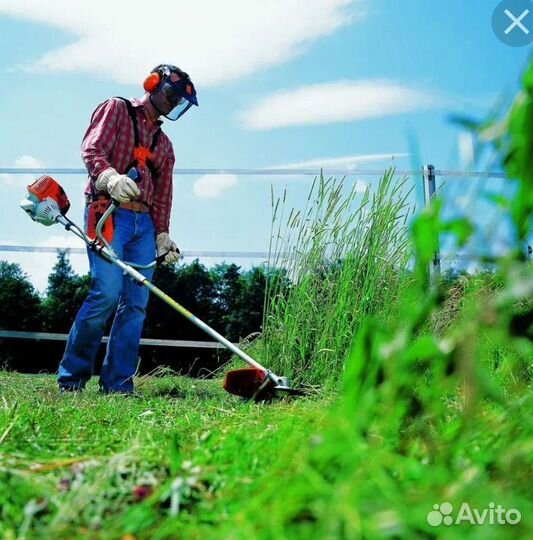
262, 169, 414, 386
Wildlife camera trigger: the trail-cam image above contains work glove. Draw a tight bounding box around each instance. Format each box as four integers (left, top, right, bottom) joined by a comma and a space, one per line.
95, 168, 140, 203
156, 232, 181, 265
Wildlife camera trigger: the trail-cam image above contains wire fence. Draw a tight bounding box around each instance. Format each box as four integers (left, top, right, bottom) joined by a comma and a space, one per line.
0, 165, 511, 265
0, 165, 528, 347
0, 166, 507, 177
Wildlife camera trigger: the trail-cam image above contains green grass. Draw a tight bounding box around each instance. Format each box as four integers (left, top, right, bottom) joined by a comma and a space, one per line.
1, 254, 531, 540
0, 372, 333, 539
3, 296, 531, 540
1, 236, 531, 540
2, 175, 531, 540
217, 259, 532, 540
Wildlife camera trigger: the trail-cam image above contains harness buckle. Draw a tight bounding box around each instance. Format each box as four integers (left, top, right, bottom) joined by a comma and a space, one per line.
133, 146, 153, 166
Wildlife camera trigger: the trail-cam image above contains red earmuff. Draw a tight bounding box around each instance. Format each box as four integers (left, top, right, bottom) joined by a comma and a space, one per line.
143, 72, 161, 93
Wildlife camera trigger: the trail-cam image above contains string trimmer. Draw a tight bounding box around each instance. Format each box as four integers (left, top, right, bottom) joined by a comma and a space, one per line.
20, 171, 304, 401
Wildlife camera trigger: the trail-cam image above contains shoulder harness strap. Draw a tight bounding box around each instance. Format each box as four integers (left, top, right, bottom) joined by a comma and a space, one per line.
114, 97, 161, 178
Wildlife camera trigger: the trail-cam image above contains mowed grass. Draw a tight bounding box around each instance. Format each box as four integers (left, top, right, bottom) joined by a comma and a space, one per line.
0, 371, 332, 539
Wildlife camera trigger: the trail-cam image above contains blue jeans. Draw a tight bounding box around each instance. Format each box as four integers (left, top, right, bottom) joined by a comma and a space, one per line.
58, 207, 155, 393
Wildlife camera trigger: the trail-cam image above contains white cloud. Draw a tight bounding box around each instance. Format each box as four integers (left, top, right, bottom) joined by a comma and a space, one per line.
258, 152, 409, 188
0, 0, 361, 87
240, 80, 446, 130
14, 155, 44, 169
39, 234, 86, 250
275, 152, 409, 170
193, 174, 238, 199
0, 155, 46, 188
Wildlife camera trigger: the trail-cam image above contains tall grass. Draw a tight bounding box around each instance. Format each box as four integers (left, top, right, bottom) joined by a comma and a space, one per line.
262, 168, 414, 386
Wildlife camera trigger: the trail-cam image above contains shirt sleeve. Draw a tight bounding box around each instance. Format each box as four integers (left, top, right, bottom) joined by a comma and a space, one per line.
81, 98, 123, 179
151, 143, 175, 234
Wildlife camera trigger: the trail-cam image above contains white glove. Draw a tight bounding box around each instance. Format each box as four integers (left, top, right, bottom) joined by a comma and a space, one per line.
95, 168, 140, 203
156, 232, 181, 265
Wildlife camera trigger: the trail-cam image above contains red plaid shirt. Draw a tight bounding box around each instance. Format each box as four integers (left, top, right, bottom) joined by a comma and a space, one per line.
82, 97, 175, 233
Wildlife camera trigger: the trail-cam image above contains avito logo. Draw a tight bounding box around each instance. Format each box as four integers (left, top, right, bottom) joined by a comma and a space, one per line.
427, 502, 521, 527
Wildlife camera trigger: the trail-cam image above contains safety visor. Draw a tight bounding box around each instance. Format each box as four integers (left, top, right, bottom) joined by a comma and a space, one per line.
161, 77, 198, 121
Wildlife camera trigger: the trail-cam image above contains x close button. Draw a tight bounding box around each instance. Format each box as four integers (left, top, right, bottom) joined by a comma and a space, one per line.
493, 0, 533, 46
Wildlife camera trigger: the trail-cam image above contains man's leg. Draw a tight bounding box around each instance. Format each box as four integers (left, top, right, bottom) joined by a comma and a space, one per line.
58, 208, 129, 390
57, 250, 123, 390
99, 210, 155, 393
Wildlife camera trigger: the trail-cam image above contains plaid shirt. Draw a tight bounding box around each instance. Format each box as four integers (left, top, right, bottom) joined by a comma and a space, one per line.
82, 97, 175, 233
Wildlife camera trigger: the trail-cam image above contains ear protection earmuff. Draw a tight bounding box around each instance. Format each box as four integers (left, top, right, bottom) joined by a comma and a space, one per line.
143, 71, 162, 93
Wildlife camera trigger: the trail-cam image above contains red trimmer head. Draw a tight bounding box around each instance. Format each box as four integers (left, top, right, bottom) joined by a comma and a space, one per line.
223, 367, 305, 402
223, 368, 274, 401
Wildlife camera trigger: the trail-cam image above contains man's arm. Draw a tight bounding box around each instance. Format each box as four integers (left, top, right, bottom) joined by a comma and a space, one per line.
81, 98, 122, 179
152, 146, 180, 264
151, 145, 176, 234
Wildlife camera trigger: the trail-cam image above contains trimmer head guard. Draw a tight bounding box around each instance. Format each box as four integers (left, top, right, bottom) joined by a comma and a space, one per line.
223, 368, 305, 402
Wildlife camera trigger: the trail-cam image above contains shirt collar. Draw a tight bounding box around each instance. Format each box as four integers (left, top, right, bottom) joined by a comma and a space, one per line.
130, 97, 164, 126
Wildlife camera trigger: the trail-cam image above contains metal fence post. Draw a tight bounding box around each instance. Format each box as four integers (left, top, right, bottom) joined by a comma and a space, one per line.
422, 164, 441, 287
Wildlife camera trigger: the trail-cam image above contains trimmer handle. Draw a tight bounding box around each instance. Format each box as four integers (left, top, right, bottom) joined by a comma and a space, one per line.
110, 168, 141, 207
127, 167, 141, 183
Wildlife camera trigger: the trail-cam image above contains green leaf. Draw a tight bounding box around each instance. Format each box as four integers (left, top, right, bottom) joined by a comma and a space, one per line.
443, 218, 474, 247
485, 193, 509, 209
403, 335, 443, 362
411, 200, 443, 266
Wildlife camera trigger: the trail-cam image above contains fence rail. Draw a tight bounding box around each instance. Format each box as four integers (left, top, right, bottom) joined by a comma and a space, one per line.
0, 167, 506, 178
0, 245, 272, 258
0, 330, 233, 349
0, 244, 498, 261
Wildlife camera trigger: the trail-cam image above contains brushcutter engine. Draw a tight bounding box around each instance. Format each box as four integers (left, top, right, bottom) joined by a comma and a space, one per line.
20, 175, 71, 226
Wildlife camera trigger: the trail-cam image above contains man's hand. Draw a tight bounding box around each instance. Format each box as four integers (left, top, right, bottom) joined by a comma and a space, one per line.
156, 232, 181, 265
95, 168, 140, 203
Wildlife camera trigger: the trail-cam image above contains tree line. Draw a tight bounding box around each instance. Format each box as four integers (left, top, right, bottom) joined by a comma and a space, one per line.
0, 253, 289, 376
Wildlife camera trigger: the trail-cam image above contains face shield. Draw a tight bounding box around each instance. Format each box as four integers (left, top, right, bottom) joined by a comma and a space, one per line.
151, 74, 199, 121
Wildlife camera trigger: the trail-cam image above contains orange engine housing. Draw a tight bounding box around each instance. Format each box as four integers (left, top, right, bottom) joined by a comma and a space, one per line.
28, 176, 71, 215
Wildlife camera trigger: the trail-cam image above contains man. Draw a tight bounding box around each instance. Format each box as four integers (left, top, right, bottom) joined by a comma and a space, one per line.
57, 64, 198, 394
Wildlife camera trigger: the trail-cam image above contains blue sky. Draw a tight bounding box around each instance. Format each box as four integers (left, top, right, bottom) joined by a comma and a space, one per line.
0, 0, 530, 291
